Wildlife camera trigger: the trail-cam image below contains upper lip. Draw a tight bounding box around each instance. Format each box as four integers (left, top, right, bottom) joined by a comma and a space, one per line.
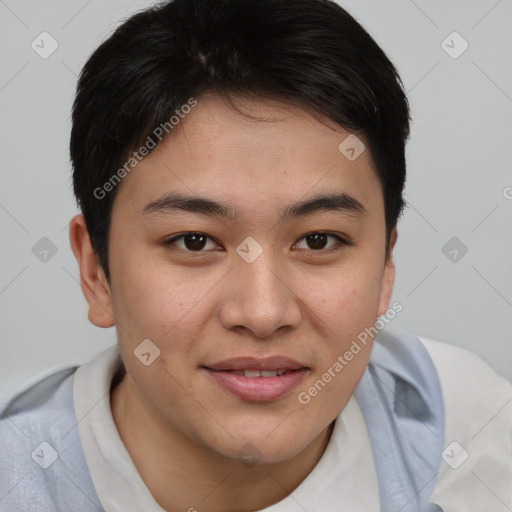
203, 356, 306, 371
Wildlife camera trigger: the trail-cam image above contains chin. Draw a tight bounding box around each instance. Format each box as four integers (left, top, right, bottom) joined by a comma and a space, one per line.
202, 427, 314, 467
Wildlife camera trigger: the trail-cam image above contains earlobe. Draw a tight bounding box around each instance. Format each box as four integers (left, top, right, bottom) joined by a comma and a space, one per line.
377, 228, 397, 317
69, 214, 115, 328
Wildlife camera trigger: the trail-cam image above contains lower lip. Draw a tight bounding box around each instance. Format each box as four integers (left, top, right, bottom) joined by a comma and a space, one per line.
203, 368, 308, 401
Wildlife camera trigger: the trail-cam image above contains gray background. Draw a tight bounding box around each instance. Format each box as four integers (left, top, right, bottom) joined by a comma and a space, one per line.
1, 0, 511, 396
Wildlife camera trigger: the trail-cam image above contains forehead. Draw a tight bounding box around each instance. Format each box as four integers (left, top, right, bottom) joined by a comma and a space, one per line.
112, 93, 383, 221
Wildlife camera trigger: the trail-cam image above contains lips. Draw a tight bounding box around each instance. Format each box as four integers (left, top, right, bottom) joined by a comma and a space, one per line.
202, 356, 308, 401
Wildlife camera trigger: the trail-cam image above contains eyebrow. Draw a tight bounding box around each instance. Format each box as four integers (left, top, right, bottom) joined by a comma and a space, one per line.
142, 192, 367, 220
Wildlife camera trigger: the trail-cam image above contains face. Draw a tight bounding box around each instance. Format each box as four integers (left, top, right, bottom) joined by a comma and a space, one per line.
82, 93, 395, 464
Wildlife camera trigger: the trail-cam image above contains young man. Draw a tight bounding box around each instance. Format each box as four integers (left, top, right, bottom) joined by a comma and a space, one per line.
1, 0, 510, 510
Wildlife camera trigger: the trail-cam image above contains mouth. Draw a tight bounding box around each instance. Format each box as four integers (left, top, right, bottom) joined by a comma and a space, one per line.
201, 356, 308, 401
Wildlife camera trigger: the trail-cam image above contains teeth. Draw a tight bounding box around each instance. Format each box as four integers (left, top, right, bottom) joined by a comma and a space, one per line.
243, 370, 261, 378
241, 369, 287, 378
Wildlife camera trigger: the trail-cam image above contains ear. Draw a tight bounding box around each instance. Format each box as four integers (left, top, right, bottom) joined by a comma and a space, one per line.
69, 214, 115, 328
377, 228, 398, 317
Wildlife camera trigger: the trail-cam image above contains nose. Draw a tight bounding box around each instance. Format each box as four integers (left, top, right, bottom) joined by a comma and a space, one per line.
218, 253, 302, 339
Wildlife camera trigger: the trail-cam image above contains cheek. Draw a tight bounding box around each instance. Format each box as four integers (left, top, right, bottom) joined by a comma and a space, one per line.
108, 249, 222, 349
298, 271, 380, 413
307, 261, 384, 335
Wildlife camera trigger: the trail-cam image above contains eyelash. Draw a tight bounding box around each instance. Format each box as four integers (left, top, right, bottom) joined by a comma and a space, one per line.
162, 231, 351, 254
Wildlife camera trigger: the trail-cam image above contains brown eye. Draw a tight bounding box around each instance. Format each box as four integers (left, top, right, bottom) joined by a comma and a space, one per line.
294, 232, 347, 251
182, 233, 207, 251
305, 233, 328, 250
164, 232, 219, 252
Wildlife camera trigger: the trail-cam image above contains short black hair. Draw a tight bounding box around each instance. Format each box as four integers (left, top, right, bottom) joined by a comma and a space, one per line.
71, 0, 410, 281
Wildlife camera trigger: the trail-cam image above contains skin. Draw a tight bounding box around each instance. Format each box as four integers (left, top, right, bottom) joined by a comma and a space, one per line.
70, 93, 397, 512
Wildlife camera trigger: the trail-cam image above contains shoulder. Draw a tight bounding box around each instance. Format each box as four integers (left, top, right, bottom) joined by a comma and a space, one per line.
417, 335, 512, 510
418, 335, 512, 432
0, 366, 102, 511
0, 366, 79, 444
419, 334, 510, 385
